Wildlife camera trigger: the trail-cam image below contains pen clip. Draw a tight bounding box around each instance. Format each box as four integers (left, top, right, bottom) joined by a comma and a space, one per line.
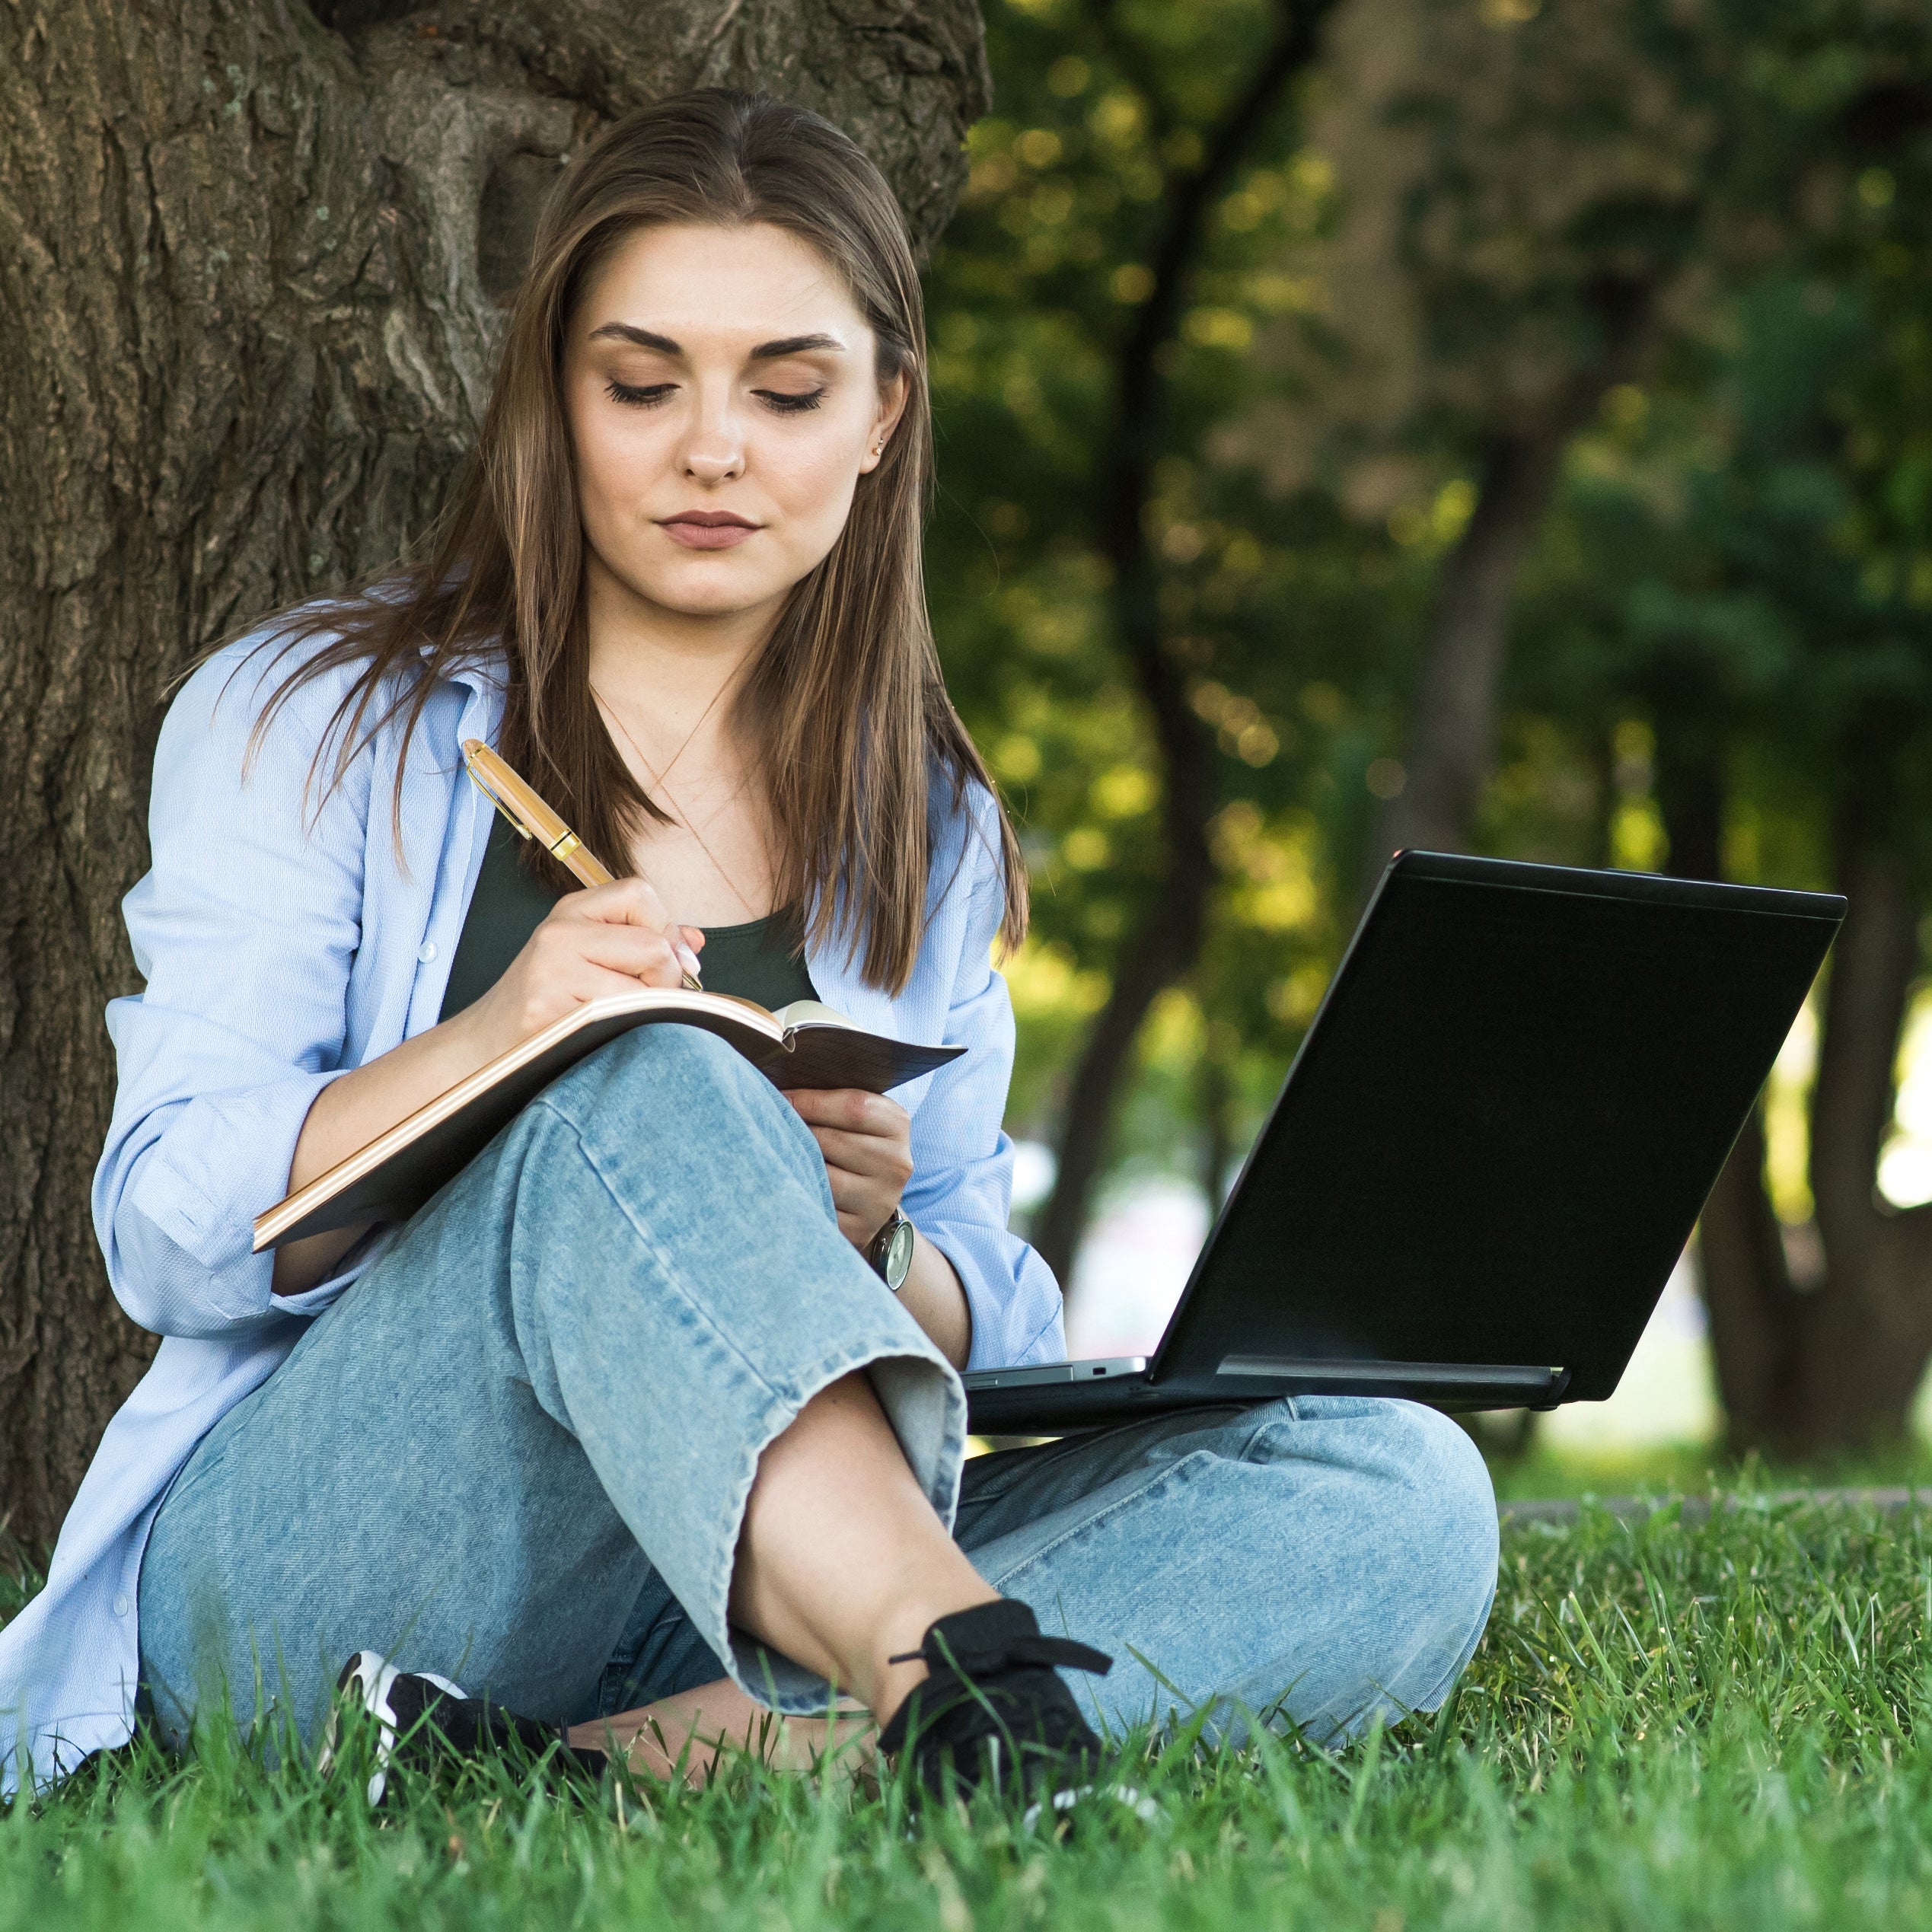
463, 748, 536, 840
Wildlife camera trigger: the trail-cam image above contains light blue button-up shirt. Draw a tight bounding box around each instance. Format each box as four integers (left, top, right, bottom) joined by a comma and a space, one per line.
0, 628, 1064, 1793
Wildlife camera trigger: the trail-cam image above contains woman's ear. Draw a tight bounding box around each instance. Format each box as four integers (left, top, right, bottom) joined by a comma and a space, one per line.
860, 370, 911, 473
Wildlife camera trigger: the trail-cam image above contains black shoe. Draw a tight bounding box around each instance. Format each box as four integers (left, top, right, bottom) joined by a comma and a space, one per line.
318, 1650, 607, 1807
877, 1600, 1122, 1819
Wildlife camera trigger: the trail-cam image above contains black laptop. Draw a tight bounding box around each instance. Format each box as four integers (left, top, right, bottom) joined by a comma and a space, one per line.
964, 850, 1844, 1435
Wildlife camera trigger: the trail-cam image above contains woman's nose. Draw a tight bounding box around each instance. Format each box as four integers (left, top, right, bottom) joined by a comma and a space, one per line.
684, 440, 742, 483
681, 399, 745, 483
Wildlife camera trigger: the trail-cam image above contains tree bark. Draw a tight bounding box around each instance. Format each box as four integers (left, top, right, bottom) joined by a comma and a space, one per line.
0, 0, 988, 1549
1716, 841, 1932, 1455
1033, 0, 1338, 1290
1663, 735, 1932, 1456
1791, 837, 1932, 1448
1370, 278, 1656, 866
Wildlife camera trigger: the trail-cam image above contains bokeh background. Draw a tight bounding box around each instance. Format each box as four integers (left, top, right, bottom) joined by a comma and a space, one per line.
924, 0, 1932, 1481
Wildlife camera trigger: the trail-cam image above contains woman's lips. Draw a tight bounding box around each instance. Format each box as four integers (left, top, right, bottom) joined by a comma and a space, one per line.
659, 513, 760, 551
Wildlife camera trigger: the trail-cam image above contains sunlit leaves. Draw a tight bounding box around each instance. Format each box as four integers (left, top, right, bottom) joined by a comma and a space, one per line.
929, 0, 1372, 1165
931, 0, 1932, 1200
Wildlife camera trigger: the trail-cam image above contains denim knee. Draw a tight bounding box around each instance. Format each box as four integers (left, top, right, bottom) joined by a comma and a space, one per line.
595, 1019, 774, 1112
1242, 1396, 1497, 1721
539, 1022, 827, 1197
1339, 1400, 1498, 1706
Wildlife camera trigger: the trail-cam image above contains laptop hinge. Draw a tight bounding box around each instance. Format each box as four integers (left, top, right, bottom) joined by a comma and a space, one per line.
1218, 1357, 1570, 1406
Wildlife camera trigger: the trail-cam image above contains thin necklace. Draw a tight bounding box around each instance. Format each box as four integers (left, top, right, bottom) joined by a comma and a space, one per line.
592, 682, 765, 921
597, 664, 729, 791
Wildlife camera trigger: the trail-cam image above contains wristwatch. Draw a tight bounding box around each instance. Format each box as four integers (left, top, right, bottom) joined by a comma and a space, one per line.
866, 1205, 916, 1293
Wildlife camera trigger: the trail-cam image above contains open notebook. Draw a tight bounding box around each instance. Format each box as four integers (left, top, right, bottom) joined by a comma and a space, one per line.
252, 989, 961, 1252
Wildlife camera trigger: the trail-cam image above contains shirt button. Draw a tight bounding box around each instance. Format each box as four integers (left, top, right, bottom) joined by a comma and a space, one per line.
113, 1593, 129, 1618
417, 940, 438, 964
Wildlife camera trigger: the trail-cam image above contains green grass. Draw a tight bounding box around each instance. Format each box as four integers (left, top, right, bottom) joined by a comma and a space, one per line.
1484, 1436, 1932, 1500
7, 1490, 1932, 1929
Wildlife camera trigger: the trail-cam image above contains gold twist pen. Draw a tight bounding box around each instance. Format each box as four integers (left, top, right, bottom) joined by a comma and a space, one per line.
461, 738, 703, 992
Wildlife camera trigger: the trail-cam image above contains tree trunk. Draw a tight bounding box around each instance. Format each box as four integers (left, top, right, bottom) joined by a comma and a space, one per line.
0, 0, 988, 1550
1370, 426, 1573, 858
1370, 278, 1656, 868
1656, 721, 1803, 1443
1199, 1044, 1236, 1211
1697, 1107, 1797, 1445
1790, 836, 1932, 1448
1035, 0, 1338, 1289
1663, 732, 1932, 1456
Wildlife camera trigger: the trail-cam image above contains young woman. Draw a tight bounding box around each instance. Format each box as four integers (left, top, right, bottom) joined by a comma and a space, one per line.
0, 91, 1498, 1806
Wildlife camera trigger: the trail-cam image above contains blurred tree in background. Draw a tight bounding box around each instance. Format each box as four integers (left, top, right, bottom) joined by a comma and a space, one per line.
929, 0, 1932, 1455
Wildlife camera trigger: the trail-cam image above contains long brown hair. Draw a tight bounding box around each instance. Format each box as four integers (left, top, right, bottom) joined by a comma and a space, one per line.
212, 88, 1024, 993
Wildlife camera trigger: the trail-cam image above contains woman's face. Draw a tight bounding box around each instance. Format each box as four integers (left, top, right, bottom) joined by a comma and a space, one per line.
563, 221, 906, 626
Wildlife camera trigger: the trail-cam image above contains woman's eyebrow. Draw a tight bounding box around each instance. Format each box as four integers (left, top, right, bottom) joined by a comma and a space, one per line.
588, 323, 681, 353
584, 325, 844, 361
748, 333, 845, 360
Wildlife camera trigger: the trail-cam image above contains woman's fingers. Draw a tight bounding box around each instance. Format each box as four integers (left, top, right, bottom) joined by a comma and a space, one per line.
789, 1094, 913, 1186
566, 872, 673, 935
536, 878, 712, 985
786, 1089, 913, 1251
821, 1164, 872, 1213
559, 878, 703, 980
822, 1169, 893, 1247
786, 1089, 909, 1139
803, 1125, 913, 1184
543, 919, 686, 990
468, 878, 710, 1060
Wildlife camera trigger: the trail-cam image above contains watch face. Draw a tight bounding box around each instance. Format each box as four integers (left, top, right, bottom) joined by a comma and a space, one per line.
882, 1214, 916, 1291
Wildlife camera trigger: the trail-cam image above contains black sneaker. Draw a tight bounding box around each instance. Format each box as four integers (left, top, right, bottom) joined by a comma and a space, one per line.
877, 1600, 1130, 1822
318, 1650, 607, 1806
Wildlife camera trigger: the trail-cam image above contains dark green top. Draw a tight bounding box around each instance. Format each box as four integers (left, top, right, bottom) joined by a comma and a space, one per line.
438, 808, 819, 1024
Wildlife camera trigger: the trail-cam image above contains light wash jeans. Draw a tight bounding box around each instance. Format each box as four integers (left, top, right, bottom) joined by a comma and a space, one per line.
139, 1025, 1499, 1752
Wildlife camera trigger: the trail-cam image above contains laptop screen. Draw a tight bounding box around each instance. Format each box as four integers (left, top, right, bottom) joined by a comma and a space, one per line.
1150, 853, 1841, 1402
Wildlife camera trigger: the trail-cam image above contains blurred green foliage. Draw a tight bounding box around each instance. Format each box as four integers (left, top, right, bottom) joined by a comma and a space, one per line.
926, 0, 1932, 1212
929, 0, 1414, 1191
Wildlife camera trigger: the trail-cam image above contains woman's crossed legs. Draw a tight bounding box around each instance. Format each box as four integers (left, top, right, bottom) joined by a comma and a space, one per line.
583, 1397, 1500, 1773
138, 1025, 1497, 1773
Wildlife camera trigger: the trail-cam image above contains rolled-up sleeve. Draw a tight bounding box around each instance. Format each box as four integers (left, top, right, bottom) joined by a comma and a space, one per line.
902, 818, 1066, 1371
91, 644, 377, 1338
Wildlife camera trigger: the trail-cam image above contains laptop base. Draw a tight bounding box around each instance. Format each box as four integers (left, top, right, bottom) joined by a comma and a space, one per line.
966, 1358, 1570, 1436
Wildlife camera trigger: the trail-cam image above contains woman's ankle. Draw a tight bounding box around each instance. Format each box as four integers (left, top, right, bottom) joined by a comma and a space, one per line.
872, 1599, 1116, 1805
869, 1581, 1003, 1722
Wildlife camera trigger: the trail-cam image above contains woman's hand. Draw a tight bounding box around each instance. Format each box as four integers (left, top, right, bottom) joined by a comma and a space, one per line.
462, 875, 705, 1063
786, 1089, 973, 1364
785, 1089, 914, 1251
274, 879, 700, 1298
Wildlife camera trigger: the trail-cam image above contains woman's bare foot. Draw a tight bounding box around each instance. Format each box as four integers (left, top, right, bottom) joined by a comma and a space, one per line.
566, 1675, 875, 1787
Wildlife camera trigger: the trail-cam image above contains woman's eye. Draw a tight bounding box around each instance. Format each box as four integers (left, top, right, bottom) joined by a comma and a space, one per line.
755, 387, 827, 415
606, 379, 675, 409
